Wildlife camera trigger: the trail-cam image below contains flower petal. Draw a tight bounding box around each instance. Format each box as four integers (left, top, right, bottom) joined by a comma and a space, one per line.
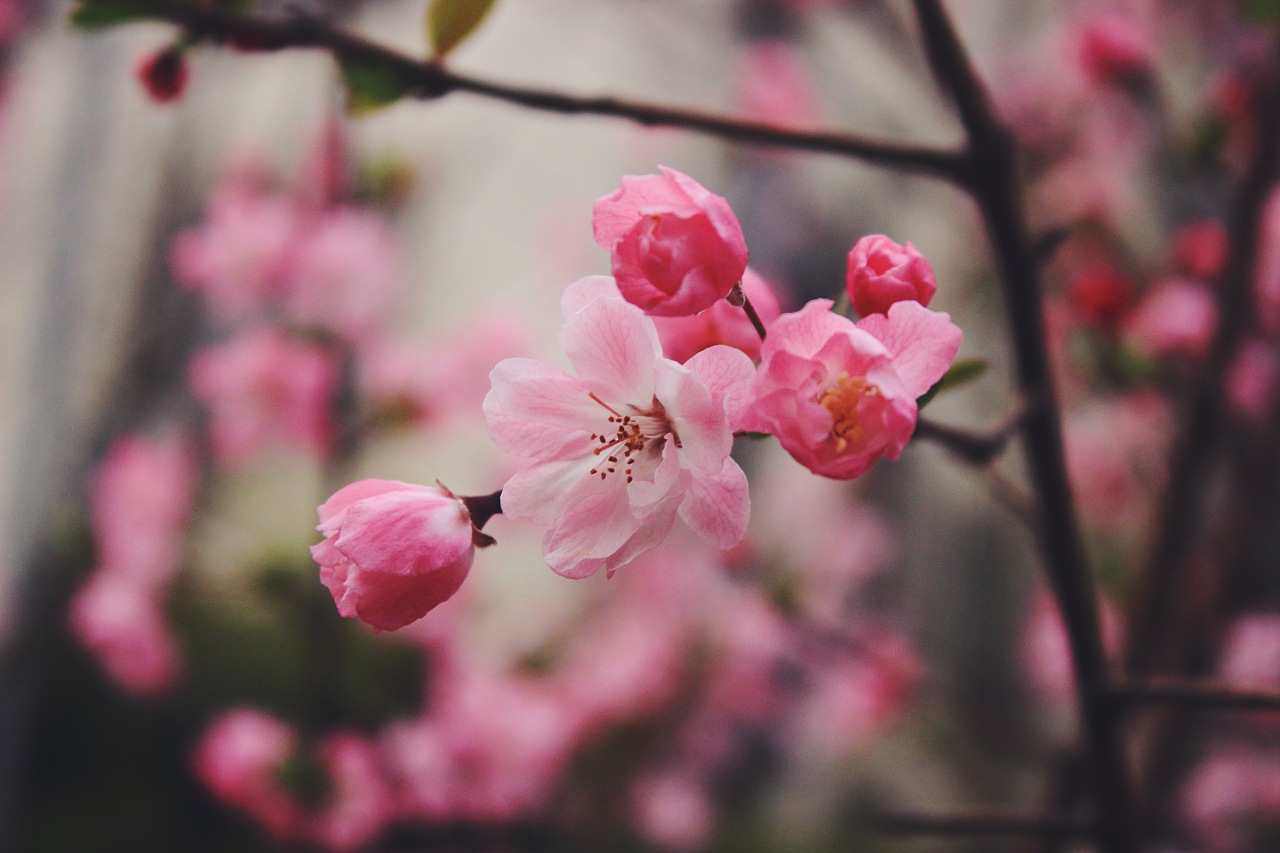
561, 292, 663, 403
332, 490, 473, 577
856, 300, 962, 399
684, 345, 757, 430
484, 358, 598, 459
560, 275, 622, 318
678, 456, 749, 549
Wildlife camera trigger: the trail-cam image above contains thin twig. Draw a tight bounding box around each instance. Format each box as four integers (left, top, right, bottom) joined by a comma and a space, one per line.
116, 0, 968, 182
1112, 677, 1280, 712
910, 2, 1137, 850
879, 811, 1093, 838
914, 401, 1025, 465
741, 296, 769, 340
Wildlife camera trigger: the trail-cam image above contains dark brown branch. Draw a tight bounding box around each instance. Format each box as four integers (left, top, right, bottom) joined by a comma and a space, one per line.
910, 2, 1137, 850
1126, 49, 1280, 675
740, 296, 769, 340
1112, 677, 1280, 713
879, 811, 1092, 838
914, 402, 1025, 465
117, 0, 967, 181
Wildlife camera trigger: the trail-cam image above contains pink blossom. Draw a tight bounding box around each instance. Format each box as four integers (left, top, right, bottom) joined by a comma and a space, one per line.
311, 480, 477, 632
1175, 220, 1228, 281
192, 709, 303, 841
845, 234, 938, 317
484, 276, 755, 578
1123, 279, 1217, 361
630, 771, 714, 852
1068, 265, 1136, 331
67, 572, 179, 697
1073, 15, 1155, 89
360, 307, 531, 427
745, 299, 960, 480
1063, 394, 1169, 532
1219, 613, 1280, 691
170, 180, 303, 322
1022, 587, 1125, 707
309, 734, 394, 852
188, 327, 336, 466
733, 39, 820, 129
1227, 340, 1279, 423
1181, 748, 1280, 853
282, 207, 406, 341
89, 433, 197, 588
383, 672, 581, 823
593, 167, 749, 316
652, 267, 782, 363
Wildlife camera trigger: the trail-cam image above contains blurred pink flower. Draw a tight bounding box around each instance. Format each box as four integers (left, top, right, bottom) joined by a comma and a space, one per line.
89, 432, 197, 588
652, 266, 782, 363
846, 235, 938, 317
67, 572, 179, 697
384, 672, 580, 823
1064, 393, 1169, 532
484, 276, 754, 578
1123, 279, 1217, 361
746, 299, 960, 480
192, 709, 303, 842
1073, 15, 1155, 88
282, 207, 406, 341
1227, 340, 1279, 423
360, 307, 531, 427
312, 480, 476, 632
1181, 748, 1280, 853
1218, 613, 1280, 691
309, 734, 394, 852
1022, 587, 1124, 707
188, 327, 336, 466
733, 39, 820, 129
1174, 220, 1228, 281
593, 167, 749, 316
171, 180, 303, 322
630, 771, 714, 852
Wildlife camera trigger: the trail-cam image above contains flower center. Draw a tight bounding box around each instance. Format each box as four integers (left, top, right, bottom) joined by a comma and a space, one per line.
817, 373, 880, 453
587, 392, 673, 483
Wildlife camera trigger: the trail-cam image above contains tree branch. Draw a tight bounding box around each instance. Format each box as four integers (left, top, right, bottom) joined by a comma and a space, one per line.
116, 0, 968, 181
910, 2, 1137, 850
879, 811, 1092, 838
1111, 677, 1280, 712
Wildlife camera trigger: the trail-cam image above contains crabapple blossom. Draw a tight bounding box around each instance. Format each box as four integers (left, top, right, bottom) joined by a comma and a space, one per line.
746, 299, 961, 480
592, 167, 749, 316
188, 327, 336, 466
652, 266, 782, 363
312, 480, 478, 632
1123, 279, 1217, 361
484, 276, 755, 578
845, 234, 938, 317
68, 572, 180, 697
171, 178, 303, 322
192, 709, 302, 841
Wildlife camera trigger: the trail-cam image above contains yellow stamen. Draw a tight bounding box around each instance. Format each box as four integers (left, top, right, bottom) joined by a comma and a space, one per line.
817, 373, 880, 453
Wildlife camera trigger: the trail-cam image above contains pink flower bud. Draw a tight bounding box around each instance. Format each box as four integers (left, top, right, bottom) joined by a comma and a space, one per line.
845, 235, 938, 317
136, 47, 189, 104
311, 480, 476, 632
592, 167, 749, 317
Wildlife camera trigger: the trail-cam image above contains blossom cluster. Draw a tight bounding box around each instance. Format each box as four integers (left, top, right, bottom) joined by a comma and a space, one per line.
316, 166, 962, 628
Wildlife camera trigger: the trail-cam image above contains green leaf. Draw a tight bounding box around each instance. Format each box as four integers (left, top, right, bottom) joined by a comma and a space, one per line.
338, 57, 412, 116
917, 357, 989, 409
1239, 0, 1280, 25
426, 0, 499, 57
68, 0, 154, 29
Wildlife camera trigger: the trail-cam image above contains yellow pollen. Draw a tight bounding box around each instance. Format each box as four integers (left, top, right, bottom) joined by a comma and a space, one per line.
817, 373, 880, 453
